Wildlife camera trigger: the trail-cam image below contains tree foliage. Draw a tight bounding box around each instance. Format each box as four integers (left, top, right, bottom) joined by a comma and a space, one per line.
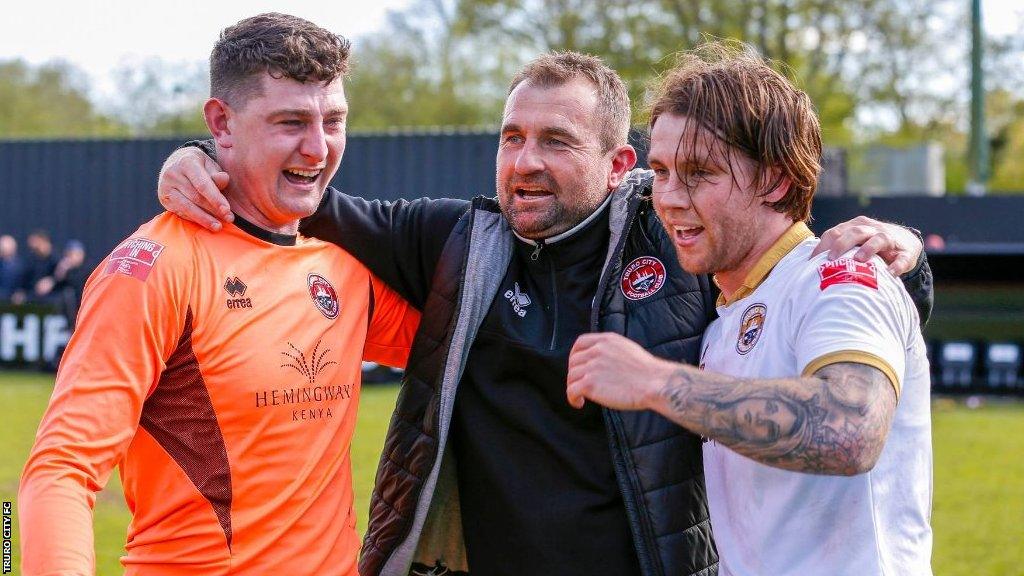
106, 57, 209, 137
0, 59, 126, 138
446, 0, 975, 143
350, 0, 1022, 190
345, 0, 507, 130
2, 1, 1022, 190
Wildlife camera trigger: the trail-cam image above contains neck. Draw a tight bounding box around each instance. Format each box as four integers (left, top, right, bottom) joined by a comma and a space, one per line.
225, 186, 300, 236
714, 216, 795, 299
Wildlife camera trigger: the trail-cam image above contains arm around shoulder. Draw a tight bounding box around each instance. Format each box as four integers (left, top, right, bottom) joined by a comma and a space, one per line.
300, 189, 469, 309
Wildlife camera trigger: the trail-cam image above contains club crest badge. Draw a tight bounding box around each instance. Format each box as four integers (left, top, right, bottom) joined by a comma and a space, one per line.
736, 303, 767, 355
307, 273, 340, 319
621, 256, 667, 300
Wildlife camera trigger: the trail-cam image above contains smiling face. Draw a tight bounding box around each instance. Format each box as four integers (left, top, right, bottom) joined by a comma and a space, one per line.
649, 113, 789, 286
211, 73, 347, 233
496, 78, 618, 239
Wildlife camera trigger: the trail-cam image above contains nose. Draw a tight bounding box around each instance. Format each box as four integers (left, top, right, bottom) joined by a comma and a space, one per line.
653, 179, 692, 215
513, 140, 544, 175
300, 122, 328, 162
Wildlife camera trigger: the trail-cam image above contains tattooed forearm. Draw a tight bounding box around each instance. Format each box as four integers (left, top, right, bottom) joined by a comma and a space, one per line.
657, 362, 897, 475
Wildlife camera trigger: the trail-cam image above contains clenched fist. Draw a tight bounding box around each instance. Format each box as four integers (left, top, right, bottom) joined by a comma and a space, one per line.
566, 332, 677, 410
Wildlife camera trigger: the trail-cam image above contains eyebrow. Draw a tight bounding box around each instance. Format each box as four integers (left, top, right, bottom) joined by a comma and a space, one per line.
501, 123, 582, 143
270, 107, 348, 118
544, 126, 582, 143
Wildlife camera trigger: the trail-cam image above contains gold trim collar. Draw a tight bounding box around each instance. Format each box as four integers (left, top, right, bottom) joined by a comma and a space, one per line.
715, 222, 813, 307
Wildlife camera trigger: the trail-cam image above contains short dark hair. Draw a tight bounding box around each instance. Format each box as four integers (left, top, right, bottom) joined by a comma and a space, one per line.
647, 41, 822, 222
508, 51, 631, 152
210, 12, 351, 108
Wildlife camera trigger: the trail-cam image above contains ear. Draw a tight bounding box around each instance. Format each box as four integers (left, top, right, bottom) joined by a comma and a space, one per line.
203, 98, 234, 148
762, 169, 792, 204
607, 144, 638, 190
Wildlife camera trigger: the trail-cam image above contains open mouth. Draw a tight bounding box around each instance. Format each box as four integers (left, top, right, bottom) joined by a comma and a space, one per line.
672, 225, 705, 244
283, 168, 323, 186
514, 186, 553, 199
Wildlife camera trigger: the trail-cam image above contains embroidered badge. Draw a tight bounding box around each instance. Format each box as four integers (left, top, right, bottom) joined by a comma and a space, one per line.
736, 303, 767, 355
307, 273, 340, 319
818, 258, 878, 291
621, 256, 667, 300
104, 237, 165, 282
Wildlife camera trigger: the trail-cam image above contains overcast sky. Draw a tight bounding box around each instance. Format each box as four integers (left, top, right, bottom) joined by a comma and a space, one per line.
1, 0, 1020, 101
0, 0, 412, 98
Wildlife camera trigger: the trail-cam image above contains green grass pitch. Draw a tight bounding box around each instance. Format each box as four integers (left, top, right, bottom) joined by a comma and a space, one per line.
1, 371, 1022, 575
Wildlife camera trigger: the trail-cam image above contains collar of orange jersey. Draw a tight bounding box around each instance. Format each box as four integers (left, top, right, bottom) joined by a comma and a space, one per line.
714, 221, 813, 308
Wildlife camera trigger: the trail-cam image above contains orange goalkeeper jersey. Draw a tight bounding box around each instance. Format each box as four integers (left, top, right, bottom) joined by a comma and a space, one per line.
20, 213, 420, 575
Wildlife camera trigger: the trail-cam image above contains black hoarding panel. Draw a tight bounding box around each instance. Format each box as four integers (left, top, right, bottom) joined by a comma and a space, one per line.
1, 135, 1021, 273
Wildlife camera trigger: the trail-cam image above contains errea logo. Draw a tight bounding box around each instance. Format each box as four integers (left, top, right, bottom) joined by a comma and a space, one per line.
224, 276, 252, 309
504, 282, 531, 318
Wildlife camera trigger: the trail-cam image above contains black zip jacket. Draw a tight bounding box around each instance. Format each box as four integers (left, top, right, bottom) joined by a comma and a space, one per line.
302, 172, 718, 576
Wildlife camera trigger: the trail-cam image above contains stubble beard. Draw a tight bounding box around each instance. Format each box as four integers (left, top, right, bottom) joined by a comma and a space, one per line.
708, 216, 762, 278
499, 175, 608, 240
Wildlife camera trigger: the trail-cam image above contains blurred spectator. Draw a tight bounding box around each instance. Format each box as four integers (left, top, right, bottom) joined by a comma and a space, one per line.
22, 230, 58, 302
0, 234, 26, 301
35, 240, 88, 325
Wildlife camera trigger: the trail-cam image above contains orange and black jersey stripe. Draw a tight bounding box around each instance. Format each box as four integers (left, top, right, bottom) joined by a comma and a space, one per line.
20, 213, 419, 575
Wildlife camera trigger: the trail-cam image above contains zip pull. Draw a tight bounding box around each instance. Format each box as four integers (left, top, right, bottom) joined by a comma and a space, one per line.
530, 241, 544, 261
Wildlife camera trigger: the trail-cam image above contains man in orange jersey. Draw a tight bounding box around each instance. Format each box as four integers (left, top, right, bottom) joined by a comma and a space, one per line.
19, 13, 419, 576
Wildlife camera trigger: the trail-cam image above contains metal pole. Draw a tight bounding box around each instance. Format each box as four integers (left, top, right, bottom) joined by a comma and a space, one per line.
967, 0, 988, 195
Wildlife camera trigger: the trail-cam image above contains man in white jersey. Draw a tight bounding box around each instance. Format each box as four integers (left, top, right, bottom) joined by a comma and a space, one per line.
566, 42, 932, 576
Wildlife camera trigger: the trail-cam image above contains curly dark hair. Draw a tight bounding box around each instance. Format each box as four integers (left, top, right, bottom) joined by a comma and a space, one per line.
210, 12, 351, 107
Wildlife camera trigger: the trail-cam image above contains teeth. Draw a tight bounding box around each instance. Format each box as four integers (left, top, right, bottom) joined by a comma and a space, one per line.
286, 168, 321, 178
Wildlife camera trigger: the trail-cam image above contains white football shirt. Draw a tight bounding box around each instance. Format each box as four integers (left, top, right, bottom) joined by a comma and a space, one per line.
700, 222, 933, 576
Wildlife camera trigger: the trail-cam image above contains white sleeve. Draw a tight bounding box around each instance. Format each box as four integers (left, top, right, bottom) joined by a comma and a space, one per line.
794, 257, 912, 398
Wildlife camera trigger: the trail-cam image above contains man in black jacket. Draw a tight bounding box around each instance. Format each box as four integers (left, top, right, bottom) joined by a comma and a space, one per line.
158, 52, 931, 576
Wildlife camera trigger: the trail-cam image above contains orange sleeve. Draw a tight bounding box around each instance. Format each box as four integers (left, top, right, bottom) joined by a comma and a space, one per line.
363, 273, 420, 369
19, 230, 191, 575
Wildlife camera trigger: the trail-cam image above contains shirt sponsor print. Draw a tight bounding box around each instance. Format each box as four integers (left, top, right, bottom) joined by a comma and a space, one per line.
104, 238, 165, 282
307, 273, 340, 319
620, 256, 667, 300
818, 258, 878, 291
736, 303, 767, 355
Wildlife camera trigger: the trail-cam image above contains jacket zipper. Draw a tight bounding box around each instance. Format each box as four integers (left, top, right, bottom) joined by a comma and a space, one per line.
529, 239, 558, 350
548, 254, 558, 350
594, 197, 663, 576
530, 240, 544, 260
